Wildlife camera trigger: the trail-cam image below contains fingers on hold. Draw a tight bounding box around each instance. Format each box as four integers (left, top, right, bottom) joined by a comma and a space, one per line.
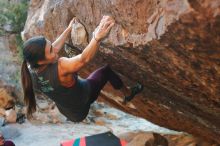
99, 22, 104, 29
98, 16, 115, 30
101, 15, 112, 23
103, 15, 113, 20
106, 22, 115, 31
104, 21, 112, 28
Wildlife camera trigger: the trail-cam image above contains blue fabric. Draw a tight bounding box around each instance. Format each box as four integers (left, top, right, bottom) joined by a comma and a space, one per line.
73, 138, 80, 146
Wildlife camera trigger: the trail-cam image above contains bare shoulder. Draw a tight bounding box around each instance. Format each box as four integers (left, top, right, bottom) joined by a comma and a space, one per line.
58, 57, 69, 76
58, 57, 68, 67
57, 55, 85, 75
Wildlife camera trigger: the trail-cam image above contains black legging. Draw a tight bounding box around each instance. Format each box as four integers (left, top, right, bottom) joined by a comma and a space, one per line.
86, 65, 124, 103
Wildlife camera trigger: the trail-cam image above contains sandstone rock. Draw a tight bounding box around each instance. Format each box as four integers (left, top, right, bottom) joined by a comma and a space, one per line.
125, 132, 168, 146
0, 108, 6, 117
33, 112, 49, 124
5, 109, 17, 123
119, 131, 218, 146
106, 113, 119, 120
71, 21, 88, 49
0, 37, 22, 103
94, 119, 106, 126
0, 108, 17, 124
33, 98, 67, 124
93, 109, 105, 117
49, 105, 67, 124
0, 88, 14, 109
23, 0, 220, 144
164, 133, 219, 146
37, 101, 49, 110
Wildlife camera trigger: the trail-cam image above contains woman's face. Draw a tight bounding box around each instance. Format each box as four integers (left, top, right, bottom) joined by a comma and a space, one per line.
44, 39, 58, 63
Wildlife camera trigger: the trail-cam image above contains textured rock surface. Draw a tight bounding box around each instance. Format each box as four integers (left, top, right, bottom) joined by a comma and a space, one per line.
23, 0, 220, 144
71, 20, 88, 49
119, 131, 219, 146
0, 88, 15, 109
0, 36, 22, 103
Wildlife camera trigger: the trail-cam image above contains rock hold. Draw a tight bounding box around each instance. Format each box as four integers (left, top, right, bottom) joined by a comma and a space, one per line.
71, 21, 88, 49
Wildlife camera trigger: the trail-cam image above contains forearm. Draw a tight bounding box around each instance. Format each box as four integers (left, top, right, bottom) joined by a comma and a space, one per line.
59, 16, 114, 74
80, 38, 100, 63
52, 27, 71, 53
80, 16, 114, 63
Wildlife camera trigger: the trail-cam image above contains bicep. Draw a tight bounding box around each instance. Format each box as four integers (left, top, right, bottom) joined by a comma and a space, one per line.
59, 55, 86, 75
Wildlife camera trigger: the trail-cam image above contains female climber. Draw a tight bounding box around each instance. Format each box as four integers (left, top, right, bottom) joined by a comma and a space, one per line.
21, 16, 143, 122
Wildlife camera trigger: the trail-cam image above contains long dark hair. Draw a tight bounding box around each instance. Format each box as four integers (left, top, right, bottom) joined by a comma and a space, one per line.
21, 36, 46, 118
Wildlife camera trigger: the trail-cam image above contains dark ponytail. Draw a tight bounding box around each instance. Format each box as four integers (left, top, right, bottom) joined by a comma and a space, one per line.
21, 60, 36, 118
21, 36, 46, 118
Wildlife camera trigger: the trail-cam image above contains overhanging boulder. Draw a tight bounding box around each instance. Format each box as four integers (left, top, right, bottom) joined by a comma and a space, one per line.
22, 0, 220, 144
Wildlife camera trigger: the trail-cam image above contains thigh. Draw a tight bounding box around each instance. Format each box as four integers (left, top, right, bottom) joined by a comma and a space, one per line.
86, 65, 109, 103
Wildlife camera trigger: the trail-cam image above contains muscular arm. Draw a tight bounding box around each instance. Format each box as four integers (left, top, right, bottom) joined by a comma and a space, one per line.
59, 16, 115, 75
52, 18, 76, 53
52, 27, 71, 53
59, 37, 100, 74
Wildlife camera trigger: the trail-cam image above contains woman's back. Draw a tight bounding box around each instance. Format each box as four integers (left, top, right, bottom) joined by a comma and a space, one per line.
31, 62, 91, 121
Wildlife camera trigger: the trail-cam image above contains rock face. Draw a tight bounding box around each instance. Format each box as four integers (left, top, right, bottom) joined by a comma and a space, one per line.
119, 131, 218, 146
124, 132, 169, 146
71, 20, 88, 49
22, 0, 220, 144
0, 88, 15, 110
